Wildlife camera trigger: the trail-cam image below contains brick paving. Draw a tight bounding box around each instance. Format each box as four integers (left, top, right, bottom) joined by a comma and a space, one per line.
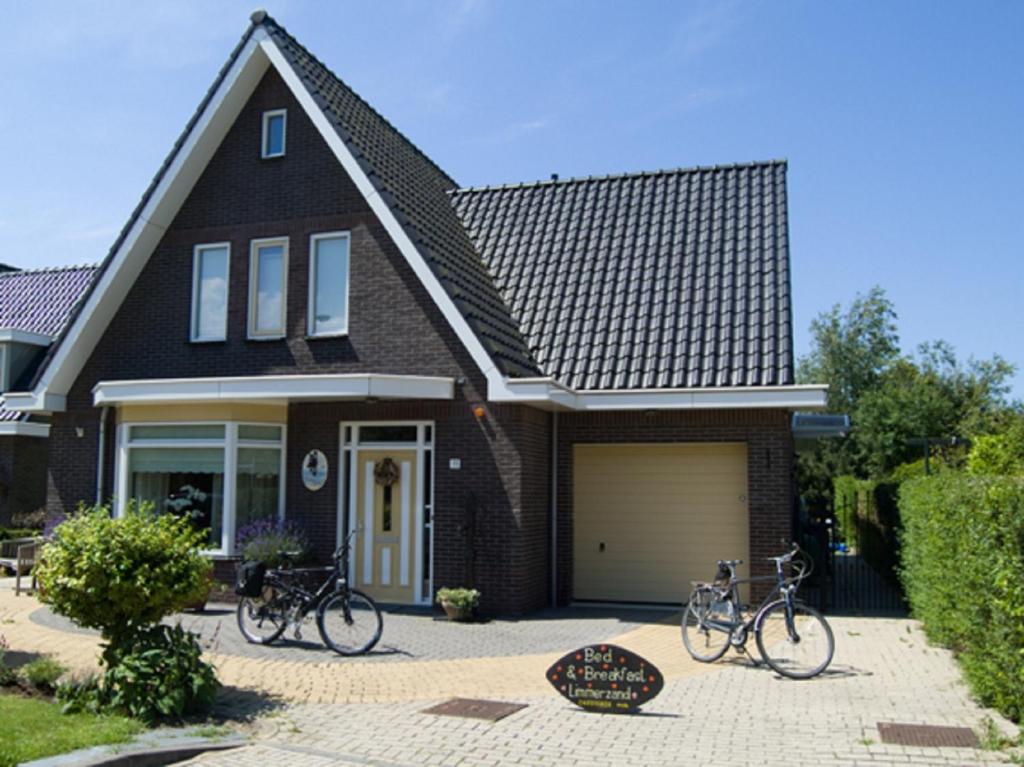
1, 578, 1018, 765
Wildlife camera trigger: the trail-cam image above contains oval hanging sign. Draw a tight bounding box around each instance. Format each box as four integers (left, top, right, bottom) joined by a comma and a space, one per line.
546, 644, 663, 714
302, 449, 329, 492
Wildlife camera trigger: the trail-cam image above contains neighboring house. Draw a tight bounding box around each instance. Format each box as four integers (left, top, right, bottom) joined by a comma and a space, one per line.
0, 265, 97, 525
5, 12, 826, 612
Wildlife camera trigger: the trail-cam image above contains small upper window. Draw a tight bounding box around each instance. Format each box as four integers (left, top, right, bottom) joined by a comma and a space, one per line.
261, 109, 286, 158
308, 232, 350, 337
191, 243, 229, 342
249, 238, 288, 338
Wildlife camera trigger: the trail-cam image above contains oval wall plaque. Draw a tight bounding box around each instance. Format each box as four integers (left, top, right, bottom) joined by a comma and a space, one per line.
546, 644, 663, 714
302, 449, 329, 492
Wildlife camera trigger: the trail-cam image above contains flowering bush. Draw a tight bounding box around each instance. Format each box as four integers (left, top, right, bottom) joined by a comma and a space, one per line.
236, 518, 310, 567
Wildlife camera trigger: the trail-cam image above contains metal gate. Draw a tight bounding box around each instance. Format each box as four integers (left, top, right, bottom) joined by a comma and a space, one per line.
797, 498, 907, 615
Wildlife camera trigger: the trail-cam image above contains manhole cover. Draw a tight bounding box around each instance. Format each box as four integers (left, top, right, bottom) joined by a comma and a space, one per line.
877, 722, 979, 748
422, 698, 528, 722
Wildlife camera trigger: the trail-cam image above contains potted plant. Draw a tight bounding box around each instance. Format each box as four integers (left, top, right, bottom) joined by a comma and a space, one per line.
236, 518, 310, 567
436, 587, 480, 622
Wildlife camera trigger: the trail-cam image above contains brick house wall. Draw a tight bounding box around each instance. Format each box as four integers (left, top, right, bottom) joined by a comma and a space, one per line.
43, 67, 552, 613
554, 409, 794, 604
0, 435, 48, 526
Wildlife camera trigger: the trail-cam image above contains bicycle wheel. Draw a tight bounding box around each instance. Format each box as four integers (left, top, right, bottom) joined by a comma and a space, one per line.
316, 589, 383, 656
755, 600, 834, 679
681, 588, 731, 662
236, 586, 288, 644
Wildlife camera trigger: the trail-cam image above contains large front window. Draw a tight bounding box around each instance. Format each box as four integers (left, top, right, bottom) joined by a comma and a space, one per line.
120, 422, 284, 554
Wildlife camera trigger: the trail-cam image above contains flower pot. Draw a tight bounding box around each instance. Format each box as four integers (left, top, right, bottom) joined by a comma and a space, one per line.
441, 600, 474, 622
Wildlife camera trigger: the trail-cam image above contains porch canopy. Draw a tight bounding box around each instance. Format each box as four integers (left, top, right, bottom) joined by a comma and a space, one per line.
92, 373, 455, 406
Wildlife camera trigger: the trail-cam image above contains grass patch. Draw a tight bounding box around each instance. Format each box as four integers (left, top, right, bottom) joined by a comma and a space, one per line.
0, 691, 142, 767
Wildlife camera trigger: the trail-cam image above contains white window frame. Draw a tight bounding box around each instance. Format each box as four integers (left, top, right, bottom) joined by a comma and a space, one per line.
261, 108, 287, 158
190, 242, 231, 342
307, 231, 351, 338
248, 237, 289, 339
114, 421, 286, 557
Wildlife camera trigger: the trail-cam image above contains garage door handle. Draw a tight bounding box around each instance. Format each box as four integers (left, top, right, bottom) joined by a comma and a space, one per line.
599, 542, 605, 552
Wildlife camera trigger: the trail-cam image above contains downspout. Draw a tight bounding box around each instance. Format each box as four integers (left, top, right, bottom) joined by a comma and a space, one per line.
95, 406, 109, 505
550, 411, 558, 607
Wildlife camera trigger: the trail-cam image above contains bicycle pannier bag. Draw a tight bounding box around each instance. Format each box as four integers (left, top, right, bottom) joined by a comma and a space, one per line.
235, 560, 267, 597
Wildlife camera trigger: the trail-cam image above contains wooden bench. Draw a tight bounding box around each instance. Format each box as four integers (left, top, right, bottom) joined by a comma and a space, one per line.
0, 537, 42, 595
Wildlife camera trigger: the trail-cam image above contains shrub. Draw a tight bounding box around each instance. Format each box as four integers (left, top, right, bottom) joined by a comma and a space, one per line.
36, 503, 212, 648
236, 518, 309, 567
21, 657, 66, 692
436, 587, 481, 611
10, 508, 47, 530
99, 624, 219, 723
967, 420, 1024, 477
0, 527, 40, 542
0, 636, 14, 686
899, 474, 1024, 721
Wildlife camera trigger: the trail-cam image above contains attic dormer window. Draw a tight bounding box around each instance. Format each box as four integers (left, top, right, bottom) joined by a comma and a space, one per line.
261, 109, 286, 158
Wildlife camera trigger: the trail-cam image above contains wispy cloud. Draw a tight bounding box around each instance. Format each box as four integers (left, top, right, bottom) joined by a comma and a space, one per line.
473, 117, 550, 146
436, 0, 488, 43
674, 0, 742, 60
6, 0, 257, 71
63, 225, 121, 243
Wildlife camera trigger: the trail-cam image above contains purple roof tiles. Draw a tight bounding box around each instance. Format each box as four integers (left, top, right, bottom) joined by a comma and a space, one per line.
0, 265, 97, 338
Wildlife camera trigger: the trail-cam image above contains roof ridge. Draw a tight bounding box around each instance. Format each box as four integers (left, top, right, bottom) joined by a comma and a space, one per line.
0, 263, 99, 277
258, 13, 459, 190
450, 159, 788, 195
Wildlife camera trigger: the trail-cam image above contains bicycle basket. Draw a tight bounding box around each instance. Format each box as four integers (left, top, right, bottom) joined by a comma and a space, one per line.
235, 560, 267, 597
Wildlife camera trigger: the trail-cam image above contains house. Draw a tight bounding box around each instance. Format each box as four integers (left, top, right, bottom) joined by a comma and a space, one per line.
0, 265, 97, 525
5, 12, 826, 613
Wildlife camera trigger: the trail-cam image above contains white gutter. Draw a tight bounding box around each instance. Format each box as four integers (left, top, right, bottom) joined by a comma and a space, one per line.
491, 380, 829, 411
0, 421, 50, 438
0, 329, 52, 347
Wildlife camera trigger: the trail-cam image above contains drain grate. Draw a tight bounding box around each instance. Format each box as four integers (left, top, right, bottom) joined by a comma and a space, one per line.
877, 722, 980, 748
422, 698, 528, 722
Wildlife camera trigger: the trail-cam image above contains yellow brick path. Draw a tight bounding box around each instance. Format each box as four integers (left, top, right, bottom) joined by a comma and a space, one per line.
0, 584, 733, 704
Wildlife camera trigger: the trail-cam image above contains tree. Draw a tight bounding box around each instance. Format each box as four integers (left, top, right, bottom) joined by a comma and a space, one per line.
797, 287, 1018, 504
796, 287, 900, 504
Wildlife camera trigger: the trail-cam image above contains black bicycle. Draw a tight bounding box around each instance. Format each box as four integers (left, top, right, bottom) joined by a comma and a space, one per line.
236, 529, 383, 656
681, 543, 834, 679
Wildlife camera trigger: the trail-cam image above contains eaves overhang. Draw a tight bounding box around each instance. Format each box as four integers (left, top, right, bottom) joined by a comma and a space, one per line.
490, 379, 828, 412
91, 374, 455, 407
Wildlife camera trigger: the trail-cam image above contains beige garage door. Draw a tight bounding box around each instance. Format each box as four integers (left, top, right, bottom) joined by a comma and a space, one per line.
573, 443, 749, 604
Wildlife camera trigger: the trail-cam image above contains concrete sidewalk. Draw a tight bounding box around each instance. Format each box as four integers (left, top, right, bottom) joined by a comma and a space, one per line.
2, 578, 1017, 765
178, 617, 1019, 767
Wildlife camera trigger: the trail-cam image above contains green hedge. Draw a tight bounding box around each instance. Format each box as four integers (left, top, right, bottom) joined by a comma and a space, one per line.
832, 476, 901, 584
899, 474, 1024, 721
0, 528, 40, 542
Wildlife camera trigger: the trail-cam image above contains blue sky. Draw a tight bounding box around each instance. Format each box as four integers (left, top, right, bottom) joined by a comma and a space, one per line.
2, 1, 1021, 398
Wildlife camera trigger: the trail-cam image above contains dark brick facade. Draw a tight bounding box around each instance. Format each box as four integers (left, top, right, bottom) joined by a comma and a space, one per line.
0, 435, 48, 526
45, 67, 552, 614
43, 66, 796, 615
554, 409, 795, 604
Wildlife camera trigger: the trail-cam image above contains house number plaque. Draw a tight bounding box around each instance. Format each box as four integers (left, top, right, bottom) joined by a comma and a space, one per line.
546, 644, 663, 714
302, 449, 329, 492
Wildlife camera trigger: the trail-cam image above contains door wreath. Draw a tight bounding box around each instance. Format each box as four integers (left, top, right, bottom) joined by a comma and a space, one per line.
374, 457, 400, 487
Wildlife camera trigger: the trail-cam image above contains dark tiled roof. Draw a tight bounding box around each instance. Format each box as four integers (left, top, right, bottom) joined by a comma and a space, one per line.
451, 162, 794, 390
0, 265, 98, 338
260, 17, 541, 378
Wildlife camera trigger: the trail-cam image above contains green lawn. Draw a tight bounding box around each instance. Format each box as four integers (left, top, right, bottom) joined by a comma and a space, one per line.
0, 692, 142, 766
